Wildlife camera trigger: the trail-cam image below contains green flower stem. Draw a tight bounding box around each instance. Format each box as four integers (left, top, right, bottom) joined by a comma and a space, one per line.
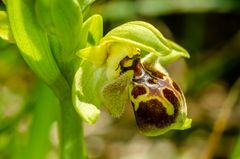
59, 96, 86, 159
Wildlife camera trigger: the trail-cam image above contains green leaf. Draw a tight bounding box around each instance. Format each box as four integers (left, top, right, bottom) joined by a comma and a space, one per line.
0, 11, 14, 43
6, 0, 70, 97
35, 0, 83, 52
35, 0, 83, 82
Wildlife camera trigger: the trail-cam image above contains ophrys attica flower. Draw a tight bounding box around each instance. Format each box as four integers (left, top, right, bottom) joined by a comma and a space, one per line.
73, 20, 191, 136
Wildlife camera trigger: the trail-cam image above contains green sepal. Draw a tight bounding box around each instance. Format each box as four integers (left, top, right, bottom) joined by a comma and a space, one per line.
102, 70, 133, 117
0, 11, 14, 43
102, 21, 189, 62
158, 39, 190, 65
72, 61, 107, 124
77, 21, 189, 75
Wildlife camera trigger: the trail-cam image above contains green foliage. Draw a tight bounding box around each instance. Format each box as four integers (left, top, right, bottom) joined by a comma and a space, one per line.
6, 0, 70, 98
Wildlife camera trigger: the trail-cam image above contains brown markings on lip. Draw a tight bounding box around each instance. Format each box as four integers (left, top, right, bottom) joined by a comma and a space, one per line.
142, 63, 165, 79
162, 88, 179, 113
172, 81, 181, 93
132, 59, 144, 77
120, 55, 142, 74
151, 71, 165, 80
131, 85, 147, 98
133, 99, 177, 131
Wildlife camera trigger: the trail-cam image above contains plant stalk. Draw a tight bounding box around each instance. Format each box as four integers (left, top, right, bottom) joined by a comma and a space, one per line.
59, 97, 86, 159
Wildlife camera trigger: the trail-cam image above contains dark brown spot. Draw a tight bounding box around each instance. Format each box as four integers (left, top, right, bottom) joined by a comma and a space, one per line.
172, 81, 181, 93
131, 85, 147, 98
132, 59, 144, 77
133, 99, 177, 131
163, 88, 179, 110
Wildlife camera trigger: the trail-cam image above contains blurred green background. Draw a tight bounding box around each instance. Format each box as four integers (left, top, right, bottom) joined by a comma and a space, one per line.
0, 0, 240, 159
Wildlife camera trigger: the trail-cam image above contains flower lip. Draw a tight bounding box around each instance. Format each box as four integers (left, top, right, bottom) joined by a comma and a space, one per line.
127, 54, 191, 136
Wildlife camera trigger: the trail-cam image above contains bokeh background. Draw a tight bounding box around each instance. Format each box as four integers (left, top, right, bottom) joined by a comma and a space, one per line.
1, 0, 240, 159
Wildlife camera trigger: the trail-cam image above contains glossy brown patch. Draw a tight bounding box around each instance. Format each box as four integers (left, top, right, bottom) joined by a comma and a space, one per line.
133, 99, 177, 131
132, 59, 144, 77
131, 85, 147, 98
163, 88, 179, 110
